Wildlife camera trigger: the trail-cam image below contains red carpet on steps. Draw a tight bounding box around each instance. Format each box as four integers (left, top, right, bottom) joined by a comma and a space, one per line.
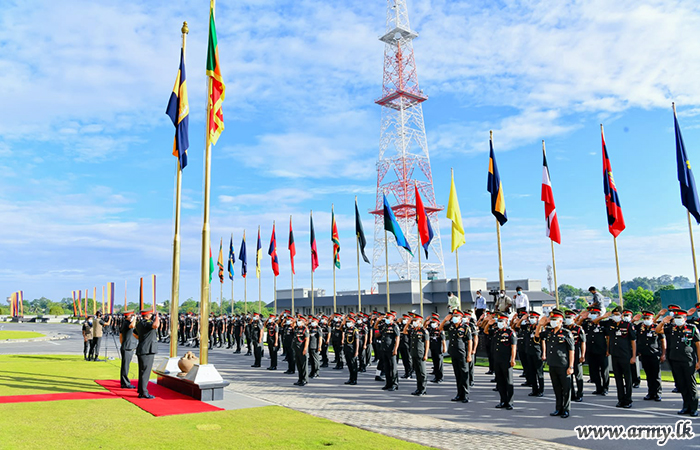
95, 379, 224, 417
0, 391, 116, 404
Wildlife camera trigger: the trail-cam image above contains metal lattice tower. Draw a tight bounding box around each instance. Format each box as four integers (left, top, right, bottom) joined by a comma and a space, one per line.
371, 0, 446, 291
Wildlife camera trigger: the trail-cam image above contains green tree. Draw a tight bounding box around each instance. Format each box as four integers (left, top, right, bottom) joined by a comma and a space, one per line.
622, 287, 655, 313
49, 305, 64, 315
558, 284, 585, 299
575, 298, 589, 310
653, 285, 674, 308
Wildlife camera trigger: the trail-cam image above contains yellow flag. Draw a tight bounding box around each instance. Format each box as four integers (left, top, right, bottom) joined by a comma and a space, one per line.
446, 171, 465, 252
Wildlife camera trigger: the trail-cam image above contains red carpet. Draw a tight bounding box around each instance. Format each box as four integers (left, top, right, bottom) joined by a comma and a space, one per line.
0, 391, 116, 404
95, 379, 224, 417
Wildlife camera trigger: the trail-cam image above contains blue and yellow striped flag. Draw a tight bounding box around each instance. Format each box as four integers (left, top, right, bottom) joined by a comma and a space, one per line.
166, 48, 189, 170
487, 132, 508, 226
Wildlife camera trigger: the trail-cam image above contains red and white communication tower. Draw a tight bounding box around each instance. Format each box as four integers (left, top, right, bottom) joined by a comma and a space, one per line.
371, 0, 445, 290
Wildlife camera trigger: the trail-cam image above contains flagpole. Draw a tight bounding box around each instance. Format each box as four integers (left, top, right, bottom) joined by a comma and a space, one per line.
291, 216, 294, 315
101, 285, 105, 314
259, 227, 262, 315
231, 233, 235, 315
356, 197, 362, 313
385, 228, 390, 312
274, 275, 277, 315
687, 211, 700, 304
244, 275, 247, 314
124, 280, 127, 311
418, 241, 424, 317
496, 221, 505, 290
613, 236, 623, 308
332, 203, 337, 313
93, 287, 96, 315
310, 210, 314, 316
455, 249, 460, 301
551, 240, 560, 308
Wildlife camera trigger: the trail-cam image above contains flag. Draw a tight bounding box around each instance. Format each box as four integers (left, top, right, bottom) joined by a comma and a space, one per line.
217, 238, 224, 283
239, 232, 247, 278
446, 171, 465, 252
10, 292, 16, 316
228, 235, 235, 280
256, 228, 262, 279
355, 199, 370, 264
601, 127, 625, 237
415, 185, 434, 258
269, 224, 280, 277
488, 136, 508, 226
77, 290, 82, 316
165, 47, 189, 169
383, 194, 412, 255
675, 106, 700, 224
206, 0, 225, 145
332, 208, 341, 269
289, 217, 296, 274
209, 246, 215, 284
310, 213, 319, 272
542, 146, 561, 244
71, 291, 77, 317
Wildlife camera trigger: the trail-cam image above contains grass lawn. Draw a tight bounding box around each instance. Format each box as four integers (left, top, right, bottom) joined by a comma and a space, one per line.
0, 331, 44, 340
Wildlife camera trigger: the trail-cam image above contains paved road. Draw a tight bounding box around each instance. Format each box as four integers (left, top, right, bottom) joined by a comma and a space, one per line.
2, 323, 699, 449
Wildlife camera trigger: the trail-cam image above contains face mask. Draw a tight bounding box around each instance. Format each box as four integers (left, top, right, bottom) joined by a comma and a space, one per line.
297, 321, 303, 327
611, 315, 621, 323
321, 320, 326, 324
462, 317, 469, 324
88, 320, 92, 325
590, 314, 598, 320
430, 322, 438, 328
643, 319, 653, 326
311, 321, 318, 327
497, 321, 506, 329
517, 291, 522, 295
622, 315, 631, 323
500, 293, 505, 298
529, 317, 538, 324
549, 319, 560, 328
402, 319, 408, 324
451, 317, 460, 324
674, 318, 685, 327
564, 318, 573, 326
347, 323, 355, 328
413, 321, 421, 327
363, 318, 368, 322
286, 320, 291, 325
385, 318, 391, 324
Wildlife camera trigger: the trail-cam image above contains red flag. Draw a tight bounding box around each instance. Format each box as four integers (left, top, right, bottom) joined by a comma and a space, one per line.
289, 217, 296, 275
601, 126, 625, 238
415, 185, 434, 258
541, 145, 561, 244
310, 212, 319, 272
268, 223, 280, 277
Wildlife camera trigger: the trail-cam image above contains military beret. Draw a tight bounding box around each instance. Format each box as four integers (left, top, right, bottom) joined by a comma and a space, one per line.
140, 309, 153, 316
497, 312, 509, 319
622, 309, 632, 315
675, 309, 688, 316
413, 314, 423, 319
123, 310, 135, 317
550, 309, 564, 318
668, 304, 681, 310
528, 311, 540, 317
452, 310, 463, 316
565, 310, 577, 316
642, 310, 654, 317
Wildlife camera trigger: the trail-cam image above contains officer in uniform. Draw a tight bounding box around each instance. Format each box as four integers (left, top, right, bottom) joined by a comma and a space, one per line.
373, 314, 386, 382
119, 310, 137, 388
250, 313, 263, 367
580, 306, 610, 395
244, 314, 253, 355
134, 309, 160, 399
398, 314, 413, 379
536, 309, 574, 418
293, 315, 310, 386
441, 310, 471, 403
308, 316, 323, 378
283, 315, 296, 374
342, 316, 360, 385
656, 309, 700, 416
514, 311, 529, 383
320, 315, 331, 368
404, 314, 428, 395
606, 307, 636, 408
379, 312, 400, 391
331, 314, 344, 370
636, 310, 665, 401
82, 317, 93, 360
565, 310, 586, 402
357, 314, 370, 372
464, 311, 478, 387
428, 313, 446, 384
516, 311, 544, 396
266, 314, 279, 370
490, 312, 516, 410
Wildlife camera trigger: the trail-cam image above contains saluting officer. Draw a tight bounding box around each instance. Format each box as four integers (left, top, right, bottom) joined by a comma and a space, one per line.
464, 311, 478, 387
656, 309, 700, 416
580, 306, 610, 395
250, 313, 264, 367
283, 315, 296, 374
536, 309, 574, 418
428, 313, 446, 384
343, 315, 360, 385
320, 315, 331, 368
266, 314, 279, 370
565, 310, 586, 402
357, 314, 370, 372
293, 315, 310, 386
404, 314, 429, 395
308, 316, 323, 378
606, 307, 636, 408
379, 312, 400, 391
441, 310, 471, 403
134, 309, 160, 399
398, 314, 413, 379
119, 310, 137, 389
515, 311, 544, 397
489, 312, 516, 410
331, 314, 344, 370
636, 310, 665, 401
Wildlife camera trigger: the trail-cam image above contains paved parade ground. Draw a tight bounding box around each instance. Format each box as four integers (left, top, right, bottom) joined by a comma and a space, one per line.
1, 323, 698, 450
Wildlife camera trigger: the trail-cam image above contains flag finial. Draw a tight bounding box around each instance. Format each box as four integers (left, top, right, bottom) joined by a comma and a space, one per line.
182, 21, 189, 34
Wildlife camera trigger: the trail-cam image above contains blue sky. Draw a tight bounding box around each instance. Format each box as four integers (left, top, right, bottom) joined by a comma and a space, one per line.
3, 0, 700, 305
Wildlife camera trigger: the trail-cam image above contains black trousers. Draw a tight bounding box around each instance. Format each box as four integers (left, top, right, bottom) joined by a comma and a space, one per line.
587, 352, 610, 392
120, 347, 134, 387
399, 341, 412, 375
430, 343, 443, 380
494, 360, 513, 405
571, 358, 584, 399
640, 354, 662, 398
549, 366, 571, 413
253, 341, 262, 366
517, 343, 529, 379
344, 348, 358, 382
321, 342, 329, 365
450, 351, 469, 399
332, 339, 343, 368
527, 353, 544, 394
136, 353, 155, 397
83, 340, 91, 358
382, 350, 398, 389
412, 352, 427, 392
268, 343, 278, 368
235, 331, 242, 351
669, 359, 698, 413
611, 356, 632, 405
294, 347, 308, 383
309, 348, 320, 377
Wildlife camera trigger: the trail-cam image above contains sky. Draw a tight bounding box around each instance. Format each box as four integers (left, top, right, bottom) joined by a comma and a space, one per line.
3, 0, 700, 305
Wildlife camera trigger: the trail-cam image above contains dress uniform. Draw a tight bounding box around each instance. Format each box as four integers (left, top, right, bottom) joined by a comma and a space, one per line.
234, 315, 244, 353
119, 311, 137, 389
636, 310, 664, 401
283, 317, 296, 374
331, 315, 344, 369
308, 317, 323, 378
657, 310, 700, 416
607, 308, 636, 408
582, 306, 610, 395
343, 318, 360, 385
380, 313, 400, 391
266, 315, 279, 370
407, 315, 429, 395
491, 312, 516, 410
443, 310, 471, 403
428, 314, 446, 383
565, 310, 586, 402
465, 312, 478, 387
244, 315, 253, 355
320, 316, 331, 367
134, 310, 159, 399
515, 311, 529, 383
293, 316, 310, 386
520, 312, 544, 396
538, 310, 574, 418
250, 314, 263, 367
357, 315, 370, 372
398, 314, 413, 379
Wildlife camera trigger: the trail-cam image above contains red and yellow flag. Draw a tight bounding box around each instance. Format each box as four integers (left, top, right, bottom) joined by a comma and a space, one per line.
206, 0, 225, 145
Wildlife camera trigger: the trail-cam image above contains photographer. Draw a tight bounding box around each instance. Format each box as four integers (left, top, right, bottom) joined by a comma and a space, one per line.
82, 316, 93, 361
90, 311, 111, 361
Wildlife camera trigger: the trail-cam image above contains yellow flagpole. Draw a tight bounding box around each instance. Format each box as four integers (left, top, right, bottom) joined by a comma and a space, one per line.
613, 237, 623, 308
496, 221, 505, 290
101, 285, 105, 313
551, 240, 560, 308
93, 287, 96, 315
124, 280, 127, 311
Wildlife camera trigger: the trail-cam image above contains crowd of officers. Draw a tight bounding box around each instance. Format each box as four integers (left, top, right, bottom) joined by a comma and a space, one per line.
91, 295, 700, 417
